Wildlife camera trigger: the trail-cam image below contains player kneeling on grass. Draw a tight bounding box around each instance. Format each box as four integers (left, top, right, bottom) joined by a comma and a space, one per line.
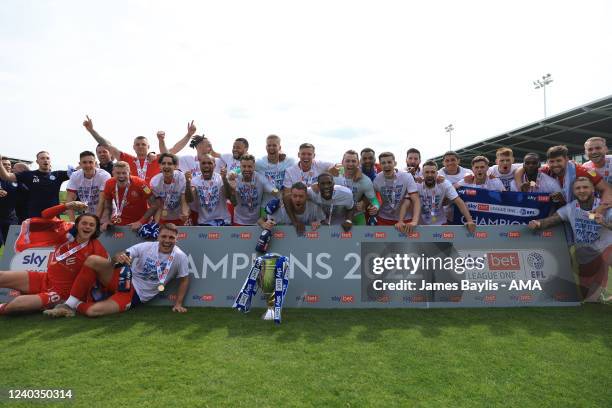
45, 223, 190, 317
0, 202, 108, 315
528, 177, 611, 303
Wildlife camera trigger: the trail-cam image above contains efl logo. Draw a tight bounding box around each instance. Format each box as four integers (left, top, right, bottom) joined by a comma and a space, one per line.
408, 231, 420, 239
341, 295, 355, 303
240, 232, 252, 240
304, 231, 319, 239
477, 204, 490, 211
9, 290, 20, 297
487, 252, 521, 270
113, 232, 125, 239
537, 195, 550, 202
304, 294, 320, 303
207, 232, 221, 240
374, 232, 387, 239
442, 232, 454, 239
465, 189, 477, 196
273, 231, 285, 239
475, 231, 488, 239
541, 230, 553, 238
177, 232, 187, 240
508, 231, 520, 238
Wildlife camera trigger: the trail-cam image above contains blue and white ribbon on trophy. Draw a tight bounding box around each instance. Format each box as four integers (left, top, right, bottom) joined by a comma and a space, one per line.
273, 255, 289, 324
233, 254, 289, 324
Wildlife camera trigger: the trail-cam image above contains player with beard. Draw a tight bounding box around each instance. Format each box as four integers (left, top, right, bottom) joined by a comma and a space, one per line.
307, 173, 354, 231
225, 154, 277, 226
100, 161, 152, 231
0, 201, 107, 315
457, 156, 505, 191
583, 137, 612, 184
83, 115, 179, 185
509, 153, 562, 195
333, 150, 379, 225
150, 153, 189, 225
258, 182, 324, 230
438, 151, 472, 187
411, 160, 476, 231
0, 152, 69, 218
487, 148, 522, 191
360, 148, 381, 182
220, 138, 249, 174
405, 148, 422, 178
529, 177, 611, 303
96, 144, 115, 175
186, 154, 231, 226
515, 145, 610, 205
373, 152, 420, 230
283, 143, 334, 189
46, 223, 190, 317
66, 151, 111, 222
256, 135, 295, 204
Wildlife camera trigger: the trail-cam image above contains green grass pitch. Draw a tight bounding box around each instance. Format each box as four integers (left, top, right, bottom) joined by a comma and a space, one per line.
1, 306, 610, 407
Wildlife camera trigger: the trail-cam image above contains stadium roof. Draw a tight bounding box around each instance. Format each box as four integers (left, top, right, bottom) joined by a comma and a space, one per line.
431, 94, 612, 164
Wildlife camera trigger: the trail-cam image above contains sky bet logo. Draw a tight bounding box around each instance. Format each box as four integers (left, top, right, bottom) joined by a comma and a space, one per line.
177, 232, 188, 240
331, 295, 355, 303
499, 231, 521, 238
113, 232, 125, 239
231, 232, 252, 240
365, 231, 387, 239
331, 231, 352, 239
198, 232, 221, 240
192, 294, 215, 302
273, 231, 285, 239
303, 231, 319, 240
433, 231, 454, 239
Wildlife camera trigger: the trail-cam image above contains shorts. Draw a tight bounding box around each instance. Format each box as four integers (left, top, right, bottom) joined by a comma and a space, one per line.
89, 269, 141, 312
27, 271, 66, 309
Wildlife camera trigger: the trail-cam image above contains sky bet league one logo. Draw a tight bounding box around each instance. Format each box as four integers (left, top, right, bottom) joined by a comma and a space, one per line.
10, 248, 54, 272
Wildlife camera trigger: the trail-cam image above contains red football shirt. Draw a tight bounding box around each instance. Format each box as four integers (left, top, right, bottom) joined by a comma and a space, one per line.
103, 176, 152, 225
119, 152, 160, 185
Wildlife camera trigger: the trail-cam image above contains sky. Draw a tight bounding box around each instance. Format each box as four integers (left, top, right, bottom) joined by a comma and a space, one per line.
1, 0, 611, 170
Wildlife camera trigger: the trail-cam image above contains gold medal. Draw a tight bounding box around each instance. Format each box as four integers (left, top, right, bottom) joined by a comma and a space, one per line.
162, 209, 168, 218
112, 216, 121, 224
158, 284, 165, 292
529, 181, 536, 187
588, 213, 596, 220
431, 216, 437, 223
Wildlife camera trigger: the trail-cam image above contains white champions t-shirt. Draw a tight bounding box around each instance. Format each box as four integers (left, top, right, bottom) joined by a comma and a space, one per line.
283, 161, 334, 188
487, 163, 522, 191
373, 171, 418, 221
150, 170, 187, 220
509, 172, 562, 194
233, 173, 276, 225
178, 155, 223, 179
416, 180, 458, 225
126, 242, 189, 302
66, 169, 111, 214
438, 166, 472, 185
269, 201, 325, 225
456, 177, 505, 192
307, 185, 354, 224
583, 155, 612, 184
557, 199, 612, 264
190, 173, 231, 225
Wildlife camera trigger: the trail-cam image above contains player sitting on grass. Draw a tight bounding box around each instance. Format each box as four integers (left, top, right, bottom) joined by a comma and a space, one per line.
45, 223, 190, 317
0, 202, 107, 315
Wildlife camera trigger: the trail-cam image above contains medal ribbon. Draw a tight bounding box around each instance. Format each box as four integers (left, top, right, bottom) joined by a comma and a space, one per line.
156, 246, 177, 287
54, 240, 90, 262
114, 180, 130, 219
135, 158, 148, 179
